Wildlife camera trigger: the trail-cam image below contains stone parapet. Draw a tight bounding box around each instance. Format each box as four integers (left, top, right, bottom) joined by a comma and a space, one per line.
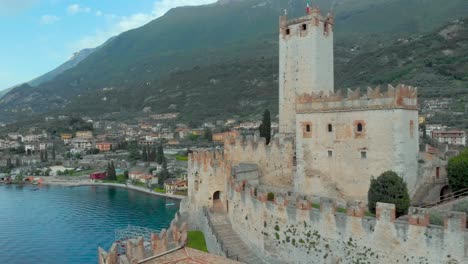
98, 215, 188, 264
227, 178, 468, 263
296, 84, 418, 113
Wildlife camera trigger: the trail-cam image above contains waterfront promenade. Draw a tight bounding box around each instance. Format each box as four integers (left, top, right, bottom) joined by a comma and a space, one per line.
43, 177, 185, 200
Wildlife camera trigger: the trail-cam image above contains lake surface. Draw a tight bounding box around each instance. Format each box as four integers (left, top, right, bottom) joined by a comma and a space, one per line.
0, 184, 180, 264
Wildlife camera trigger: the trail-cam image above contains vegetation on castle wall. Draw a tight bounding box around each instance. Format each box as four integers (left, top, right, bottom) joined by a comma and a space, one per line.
447, 149, 468, 193
367, 171, 410, 216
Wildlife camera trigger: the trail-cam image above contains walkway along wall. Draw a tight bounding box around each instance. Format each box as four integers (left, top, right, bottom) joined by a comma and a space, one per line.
226, 179, 468, 264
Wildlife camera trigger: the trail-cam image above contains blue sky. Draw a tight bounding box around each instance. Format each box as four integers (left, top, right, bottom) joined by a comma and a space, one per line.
0, 0, 217, 90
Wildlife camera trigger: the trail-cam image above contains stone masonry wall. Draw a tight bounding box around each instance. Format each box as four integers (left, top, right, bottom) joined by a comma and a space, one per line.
225, 179, 468, 264
223, 136, 295, 188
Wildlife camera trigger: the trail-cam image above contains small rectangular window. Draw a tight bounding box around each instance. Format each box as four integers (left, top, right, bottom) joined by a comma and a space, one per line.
302, 24, 307, 31
328, 150, 333, 157
361, 151, 367, 159
286, 28, 290, 35
306, 124, 311, 132
328, 124, 333, 132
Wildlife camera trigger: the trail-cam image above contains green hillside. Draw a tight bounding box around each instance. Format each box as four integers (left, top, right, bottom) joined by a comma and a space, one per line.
1, 0, 467, 122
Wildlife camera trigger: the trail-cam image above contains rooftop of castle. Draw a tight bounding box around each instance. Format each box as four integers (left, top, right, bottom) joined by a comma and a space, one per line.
280, 6, 334, 27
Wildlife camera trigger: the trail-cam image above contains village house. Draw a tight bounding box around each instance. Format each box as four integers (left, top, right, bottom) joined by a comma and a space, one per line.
61, 133, 73, 144
212, 130, 240, 142
432, 130, 466, 146
164, 178, 188, 195
75, 131, 93, 139
96, 142, 113, 152
71, 138, 93, 150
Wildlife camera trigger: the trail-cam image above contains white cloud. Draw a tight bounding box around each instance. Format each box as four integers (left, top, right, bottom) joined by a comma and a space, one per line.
71, 0, 217, 50
95, 10, 102, 17
40, 15, 60, 25
67, 4, 91, 15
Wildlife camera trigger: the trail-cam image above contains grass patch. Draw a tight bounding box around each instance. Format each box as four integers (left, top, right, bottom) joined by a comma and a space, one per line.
154, 187, 166, 193
187, 231, 208, 252
176, 155, 189, 161
336, 207, 347, 214
311, 203, 320, 209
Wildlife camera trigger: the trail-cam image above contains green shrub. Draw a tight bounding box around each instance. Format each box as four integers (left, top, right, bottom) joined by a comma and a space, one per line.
448, 149, 468, 192
367, 171, 410, 217
267, 192, 275, 201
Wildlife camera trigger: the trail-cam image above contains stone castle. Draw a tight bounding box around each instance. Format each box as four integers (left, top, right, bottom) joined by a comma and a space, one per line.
181, 8, 467, 264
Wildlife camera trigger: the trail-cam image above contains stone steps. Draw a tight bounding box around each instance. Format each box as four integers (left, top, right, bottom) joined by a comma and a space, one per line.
209, 212, 266, 264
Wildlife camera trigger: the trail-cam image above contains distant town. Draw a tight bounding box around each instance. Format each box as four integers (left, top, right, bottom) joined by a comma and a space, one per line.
0, 112, 282, 195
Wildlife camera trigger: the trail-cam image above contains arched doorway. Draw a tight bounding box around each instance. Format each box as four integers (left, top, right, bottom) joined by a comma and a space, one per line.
440, 185, 451, 202
212, 191, 222, 211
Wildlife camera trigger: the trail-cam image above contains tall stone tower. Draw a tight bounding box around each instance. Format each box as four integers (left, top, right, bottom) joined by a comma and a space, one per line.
278, 8, 335, 135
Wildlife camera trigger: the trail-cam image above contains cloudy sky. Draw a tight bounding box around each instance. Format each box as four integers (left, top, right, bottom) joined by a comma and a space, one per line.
0, 0, 217, 89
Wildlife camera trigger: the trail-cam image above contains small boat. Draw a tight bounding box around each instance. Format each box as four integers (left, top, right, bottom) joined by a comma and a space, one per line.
31, 188, 39, 191
165, 203, 175, 206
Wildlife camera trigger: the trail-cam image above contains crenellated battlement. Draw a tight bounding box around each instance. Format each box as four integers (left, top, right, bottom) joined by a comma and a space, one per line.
296, 84, 418, 113
224, 135, 294, 157
280, 6, 334, 28
188, 149, 225, 172
226, 178, 468, 263
98, 217, 188, 264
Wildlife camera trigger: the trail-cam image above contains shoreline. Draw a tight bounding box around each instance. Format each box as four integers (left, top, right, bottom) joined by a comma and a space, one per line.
43, 180, 185, 200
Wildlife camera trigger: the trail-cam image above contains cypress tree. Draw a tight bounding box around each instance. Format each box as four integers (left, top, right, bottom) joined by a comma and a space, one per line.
156, 144, 165, 165
44, 150, 48, 162
259, 109, 271, 145
142, 146, 148, 162
52, 147, 56, 160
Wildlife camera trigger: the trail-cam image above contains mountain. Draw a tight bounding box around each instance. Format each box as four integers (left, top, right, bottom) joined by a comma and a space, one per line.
28, 48, 97, 87
1, 0, 467, 123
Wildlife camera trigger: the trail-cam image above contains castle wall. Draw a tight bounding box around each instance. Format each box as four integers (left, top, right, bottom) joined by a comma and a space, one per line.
226, 181, 468, 264
293, 86, 419, 202
224, 137, 294, 188
279, 12, 334, 135
188, 150, 228, 209
294, 108, 419, 201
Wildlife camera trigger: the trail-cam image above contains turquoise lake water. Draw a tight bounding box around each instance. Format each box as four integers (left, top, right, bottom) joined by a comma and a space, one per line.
0, 184, 180, 264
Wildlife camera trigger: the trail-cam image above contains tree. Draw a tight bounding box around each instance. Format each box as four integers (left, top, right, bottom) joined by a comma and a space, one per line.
15, 157, 20, 167
52, 147, 56, 160
158, 159, 170, 186
128, 142, 141, 161
123, 170, 129, 179
107, 161, 117, 181
156, 144, 165, 165
447, 149, 468, 193
148, 147, 156, 162
367, 171, 410, 217
142, 146, 148, 162
259, 109, 271, 145
204, 128, 213, 142
40, 151, 44, 162
44, 150, 48, 162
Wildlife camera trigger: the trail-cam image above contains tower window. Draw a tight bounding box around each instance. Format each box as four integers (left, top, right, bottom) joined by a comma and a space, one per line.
357, 123, 363, 132
285, 28, 290, 35
328, 150, 333, 157
328, 124, 333, 132
306, 124, 311, 132
361, 151, 367, 159
302, 24, 307, 31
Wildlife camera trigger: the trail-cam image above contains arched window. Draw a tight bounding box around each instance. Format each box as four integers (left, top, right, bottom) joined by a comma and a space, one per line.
285, 28, 290, 35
